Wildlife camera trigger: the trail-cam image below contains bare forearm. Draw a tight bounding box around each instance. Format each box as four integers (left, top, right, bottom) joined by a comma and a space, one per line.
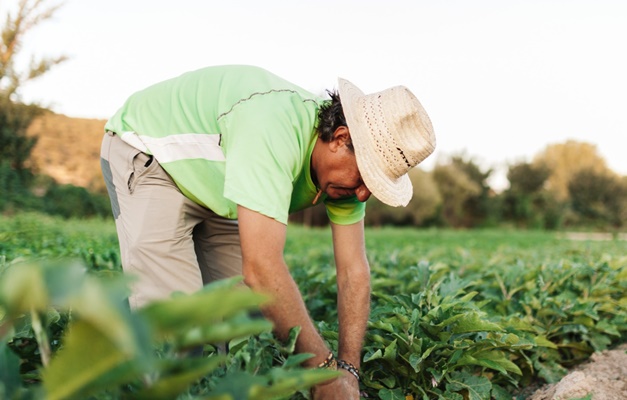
244, 261, 329, 367
337, 265, 371, 367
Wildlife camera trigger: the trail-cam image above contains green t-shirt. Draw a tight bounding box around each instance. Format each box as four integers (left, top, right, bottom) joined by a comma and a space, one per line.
105, 65, 365, 225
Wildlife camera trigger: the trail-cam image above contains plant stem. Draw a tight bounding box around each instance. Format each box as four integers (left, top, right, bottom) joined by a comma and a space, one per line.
30, 308, 51, 367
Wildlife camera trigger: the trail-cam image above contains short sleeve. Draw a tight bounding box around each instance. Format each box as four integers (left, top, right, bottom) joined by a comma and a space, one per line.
219, 96, 305, 225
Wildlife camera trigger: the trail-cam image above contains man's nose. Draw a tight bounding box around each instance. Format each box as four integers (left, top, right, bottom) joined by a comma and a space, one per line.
355, 185, 371, 202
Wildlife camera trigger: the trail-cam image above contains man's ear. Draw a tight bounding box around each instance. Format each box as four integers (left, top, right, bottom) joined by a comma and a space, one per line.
330, 126, 351, 152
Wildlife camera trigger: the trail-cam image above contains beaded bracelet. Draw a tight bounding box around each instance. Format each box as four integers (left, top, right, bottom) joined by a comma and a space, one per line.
337, 359, 360, 382
317, 352, 338, 370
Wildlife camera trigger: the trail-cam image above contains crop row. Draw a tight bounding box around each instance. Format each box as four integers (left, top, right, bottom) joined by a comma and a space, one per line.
1, 213, 626, 399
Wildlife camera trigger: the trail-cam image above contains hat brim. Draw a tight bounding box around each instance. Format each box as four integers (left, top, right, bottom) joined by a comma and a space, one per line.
338, 78, 412, 207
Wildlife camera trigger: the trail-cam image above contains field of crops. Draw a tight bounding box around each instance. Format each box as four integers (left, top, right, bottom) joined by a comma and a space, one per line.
1, 212, 626, 399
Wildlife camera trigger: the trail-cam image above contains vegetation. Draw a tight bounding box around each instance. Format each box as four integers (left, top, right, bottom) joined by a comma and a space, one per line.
1, 214, 626, 399
1, 2, 625, 228
1, 1, 624, 399
0, 1, 108, 217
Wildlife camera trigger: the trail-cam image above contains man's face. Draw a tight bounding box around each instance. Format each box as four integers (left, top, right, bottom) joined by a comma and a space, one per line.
313, 127, 372, 203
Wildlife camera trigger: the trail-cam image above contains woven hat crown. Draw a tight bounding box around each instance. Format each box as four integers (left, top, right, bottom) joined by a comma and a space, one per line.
339, 79, 435, 206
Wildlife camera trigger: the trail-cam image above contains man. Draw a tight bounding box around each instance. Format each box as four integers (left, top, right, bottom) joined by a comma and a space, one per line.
100, 65, 435, 399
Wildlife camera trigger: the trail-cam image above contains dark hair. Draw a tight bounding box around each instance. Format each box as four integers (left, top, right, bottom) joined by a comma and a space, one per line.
316, 89, 353, 151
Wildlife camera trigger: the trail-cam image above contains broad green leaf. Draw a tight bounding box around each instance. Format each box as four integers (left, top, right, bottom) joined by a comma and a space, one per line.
0, 262, 48, 313
458, 291, 478, 303
42, 320, 137, 400
133, 356, 225, 400
369, 320, 396, 333
408, 353, 422, 373
208, 369, 338, 400
596, 319, 620, 336
378, 387, 406, 400
69, 277, 144, 357
456, 351, 522, 376
364, 349, 383, 362
248, 368, 339, 399
534, 335, 558, 349
435, 313, 465, 328
282, 353, 314, 368
440, 391, 464, 400
491, 384, 514, 400
383, 339, 398, 361
180, 316, 272, 347
445, 371, 491, 400
451, 312, 502, 334
201, 395, 233, 400
207, 371, 265, 399
0, 260, 91, 316
381, 373, 397, 388
587, 332, 612, 351
141, 287, 268, 336
283, 325, 301, 353
505, 317, 535, 332
0, 341, 21, 398
533, 358, 567, 383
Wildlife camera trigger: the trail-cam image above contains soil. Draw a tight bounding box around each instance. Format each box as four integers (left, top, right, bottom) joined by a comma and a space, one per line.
526, 344, 627, 400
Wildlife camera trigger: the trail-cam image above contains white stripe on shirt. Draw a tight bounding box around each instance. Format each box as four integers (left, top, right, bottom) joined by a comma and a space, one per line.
120, 131, 225, 163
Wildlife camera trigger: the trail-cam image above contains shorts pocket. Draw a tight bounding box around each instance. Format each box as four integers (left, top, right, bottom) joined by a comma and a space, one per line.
127, 151, 154, 194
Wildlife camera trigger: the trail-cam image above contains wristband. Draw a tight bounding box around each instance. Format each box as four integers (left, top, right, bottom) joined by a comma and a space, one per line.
337, 359, 360, 381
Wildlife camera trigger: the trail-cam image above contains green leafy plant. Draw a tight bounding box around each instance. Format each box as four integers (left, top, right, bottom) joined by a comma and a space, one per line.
0, 260, 336, 399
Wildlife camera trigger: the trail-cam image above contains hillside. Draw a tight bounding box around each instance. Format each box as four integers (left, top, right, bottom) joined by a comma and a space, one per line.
26, 112, 107, 192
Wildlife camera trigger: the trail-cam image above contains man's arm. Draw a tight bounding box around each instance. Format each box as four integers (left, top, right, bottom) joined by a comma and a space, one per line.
237, 205, 331, 367
331, 220, 371, 369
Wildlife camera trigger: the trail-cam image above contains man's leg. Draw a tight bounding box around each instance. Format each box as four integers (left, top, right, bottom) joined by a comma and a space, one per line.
100, 131, 207, 309
193, 211, 243, 285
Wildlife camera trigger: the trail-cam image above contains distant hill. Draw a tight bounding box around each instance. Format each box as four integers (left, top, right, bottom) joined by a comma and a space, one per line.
26, 112, 107, 192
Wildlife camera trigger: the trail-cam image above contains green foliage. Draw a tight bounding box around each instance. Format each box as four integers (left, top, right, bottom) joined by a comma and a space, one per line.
1, 0, 66, 180
2, 216, 627, 399
501, 161, 564, 229
365, 168, 442, 227
568, 169, 627, 228
0, 100, 42, 172
507, 162, 550, 194
450, 155, 494, 227
42, 183, 112, 218
287, 226, 627, 399
0, 235, 334, 399
432, 163, 482, 227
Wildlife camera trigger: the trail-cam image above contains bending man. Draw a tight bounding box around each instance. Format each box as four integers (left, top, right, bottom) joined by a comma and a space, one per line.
100, 65, 435, 399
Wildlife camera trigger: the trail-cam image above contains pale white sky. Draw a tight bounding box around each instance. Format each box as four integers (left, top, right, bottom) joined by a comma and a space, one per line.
7, 0, 627, 189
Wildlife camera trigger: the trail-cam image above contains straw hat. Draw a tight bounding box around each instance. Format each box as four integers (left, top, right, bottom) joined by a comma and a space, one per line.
338, 78, 436, 207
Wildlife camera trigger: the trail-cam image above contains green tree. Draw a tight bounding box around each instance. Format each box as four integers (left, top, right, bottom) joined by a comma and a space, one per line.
568, 169, 627, 228
450, 154, 494, 227
502, 161, 563, 229
432, 163, 481, 227
0, 0, 66, 171
0, 0, 66, 211
365, 168, 441, 226
533, 140, 610, 202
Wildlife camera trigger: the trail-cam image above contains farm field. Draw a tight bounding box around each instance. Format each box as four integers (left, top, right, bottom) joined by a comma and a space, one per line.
1, 212, 626, 399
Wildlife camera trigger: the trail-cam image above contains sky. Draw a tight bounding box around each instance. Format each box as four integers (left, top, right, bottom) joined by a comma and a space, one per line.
7, 0, 627, 189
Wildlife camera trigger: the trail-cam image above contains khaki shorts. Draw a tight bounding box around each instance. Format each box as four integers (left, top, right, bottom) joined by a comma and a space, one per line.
100, 131, 242, 309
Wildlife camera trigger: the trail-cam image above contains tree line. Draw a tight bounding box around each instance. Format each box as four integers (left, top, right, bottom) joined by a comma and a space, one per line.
293, 142, 627, 231
2, 1, 625, 228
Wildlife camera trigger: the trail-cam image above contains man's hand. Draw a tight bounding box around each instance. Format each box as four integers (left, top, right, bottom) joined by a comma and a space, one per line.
312, 370, 360, 400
